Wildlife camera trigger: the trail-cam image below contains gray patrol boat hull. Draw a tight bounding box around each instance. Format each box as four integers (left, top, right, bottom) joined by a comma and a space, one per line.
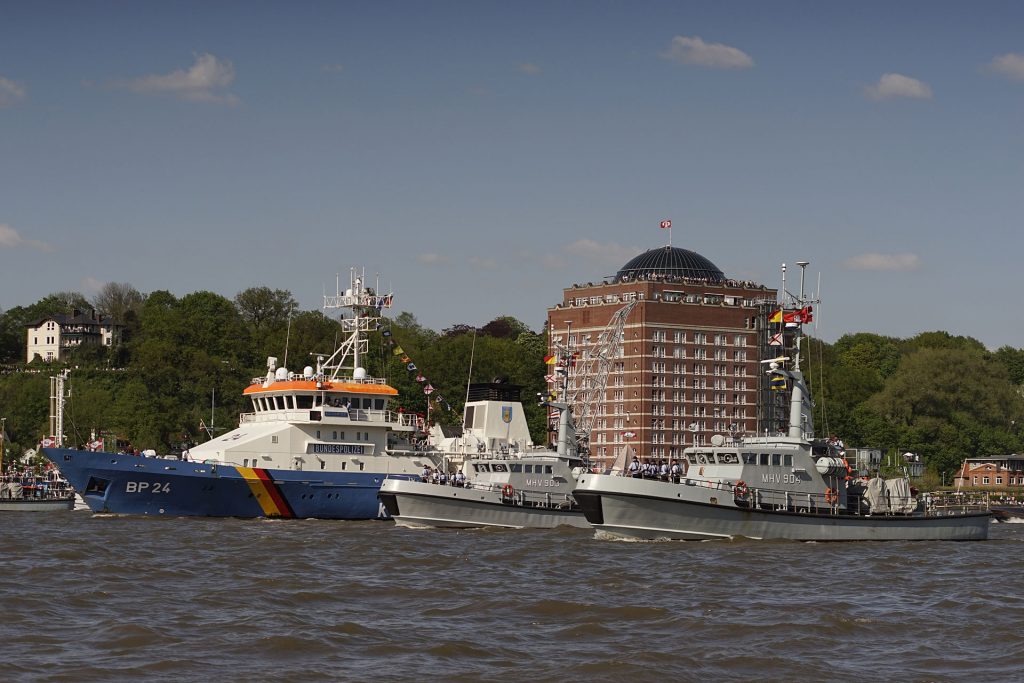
573, 475, 991, 541
379, 478, 588, 529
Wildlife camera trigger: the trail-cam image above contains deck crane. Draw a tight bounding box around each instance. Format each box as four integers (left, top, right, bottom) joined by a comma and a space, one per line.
555, 300, 637, 463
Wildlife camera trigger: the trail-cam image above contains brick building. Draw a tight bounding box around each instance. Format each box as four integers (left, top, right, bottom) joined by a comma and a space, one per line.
547, 245, 780, 470
954, 455, 1024, 489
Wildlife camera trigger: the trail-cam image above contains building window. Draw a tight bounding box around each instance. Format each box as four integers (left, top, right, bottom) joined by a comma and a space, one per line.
983, 476, 990, 485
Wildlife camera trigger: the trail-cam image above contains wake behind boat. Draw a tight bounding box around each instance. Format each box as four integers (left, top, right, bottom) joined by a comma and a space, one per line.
43, 269, 440, 519
572, 261, 992, 542
378, 379, 588, 529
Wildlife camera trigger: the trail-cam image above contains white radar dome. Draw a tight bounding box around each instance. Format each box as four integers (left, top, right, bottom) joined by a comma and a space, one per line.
275, 368, 288, 380
303, 366, 314, 379
353, 367, 367, 380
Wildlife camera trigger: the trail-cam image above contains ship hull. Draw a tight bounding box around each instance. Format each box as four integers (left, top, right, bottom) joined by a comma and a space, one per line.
573, 474, 991, 541
0, 497, 75, 512
44, 448, 417, 520
378, 478, 588, 529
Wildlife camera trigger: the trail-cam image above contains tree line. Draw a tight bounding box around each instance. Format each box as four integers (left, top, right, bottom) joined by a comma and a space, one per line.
1, 285, 1023, 486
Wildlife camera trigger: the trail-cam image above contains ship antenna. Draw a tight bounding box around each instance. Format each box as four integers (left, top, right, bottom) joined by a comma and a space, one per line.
462, 328, 477, 430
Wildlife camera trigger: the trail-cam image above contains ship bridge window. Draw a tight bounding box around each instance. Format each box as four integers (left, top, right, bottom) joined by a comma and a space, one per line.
492, 464, 508, 472
696, 453, 709, 465
510, 464, 522, 473
772, 454, 782, 466
784, 454, 793, 466
524, 465, 533, 473
717, 453, 738, 464
742, 452, 756, 464
374, 399, 385, 410
473, 464, 490, 472
544, 465, 553, 474
686, 454, 698, 464
275, 396, 285, 410
296, 395, 314, 410
759, 453, 769, 466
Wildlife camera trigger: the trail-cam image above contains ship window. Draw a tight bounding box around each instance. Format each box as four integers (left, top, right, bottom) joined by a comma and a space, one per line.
340, 432, 345, 439
321, 460, 326, 470
696, 454, 708, 465
510, 464, 522, 472
687, 454, 698, 464
296, 395, 313, 409
356, 432, 361, 441
772, 454, 781, 466
359, 463, 365, 471
333, 431, 338, 440
243, 459, 248, 467
374, 399, 384, 410
341, 462, 346, 470
759, 453, 769, 465
275, 396, 285, 410
717, 453, 738, 464
285, 396, 295, 409
492, 464, 508, 472
363, 432, 368, 441
465, 406, 475, 428
271, 436, 278, 444
545, 466, 553, 474
524, 465, 533, 473
475, 464, 490, 472
316, 430, 321, 439
784, 454, 793, 466
742, 452, 756, 464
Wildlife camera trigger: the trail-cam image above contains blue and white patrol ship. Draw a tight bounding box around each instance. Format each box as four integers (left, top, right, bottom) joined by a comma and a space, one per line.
43, 270, 439, 519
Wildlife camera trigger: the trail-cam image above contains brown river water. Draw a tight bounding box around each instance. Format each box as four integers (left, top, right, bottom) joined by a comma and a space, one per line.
1, 512, 1022, 682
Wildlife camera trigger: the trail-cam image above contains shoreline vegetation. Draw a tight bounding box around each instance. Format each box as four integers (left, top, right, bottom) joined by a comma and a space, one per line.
1, 285, 1022, 488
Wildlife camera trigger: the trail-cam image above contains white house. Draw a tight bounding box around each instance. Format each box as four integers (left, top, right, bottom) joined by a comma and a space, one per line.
25, 310, 123, 363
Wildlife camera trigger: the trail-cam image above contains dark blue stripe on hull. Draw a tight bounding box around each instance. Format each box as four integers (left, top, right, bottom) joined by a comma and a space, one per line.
43, 448, 415, 520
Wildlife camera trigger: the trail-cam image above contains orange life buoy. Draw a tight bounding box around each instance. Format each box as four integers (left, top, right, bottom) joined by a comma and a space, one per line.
501, 484, 514, 498
734, 480, 749, 500
825, 487, 838, 505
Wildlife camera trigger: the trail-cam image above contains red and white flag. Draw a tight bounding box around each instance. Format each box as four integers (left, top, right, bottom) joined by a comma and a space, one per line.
660, 219, 672, 229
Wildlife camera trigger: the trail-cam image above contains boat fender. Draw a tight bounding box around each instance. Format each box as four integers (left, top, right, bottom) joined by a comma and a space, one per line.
733, 480, 749, 500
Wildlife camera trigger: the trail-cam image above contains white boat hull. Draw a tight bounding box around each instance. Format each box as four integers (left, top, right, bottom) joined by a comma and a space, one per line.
379, 478, 588, 529
573, 475, 991, 542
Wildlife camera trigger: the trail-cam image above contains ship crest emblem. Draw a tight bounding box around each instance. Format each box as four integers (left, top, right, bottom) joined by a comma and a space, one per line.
501, 406, 513, 424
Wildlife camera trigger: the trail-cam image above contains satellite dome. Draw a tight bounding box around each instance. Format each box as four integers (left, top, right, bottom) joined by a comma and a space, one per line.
616, 246, 726, 283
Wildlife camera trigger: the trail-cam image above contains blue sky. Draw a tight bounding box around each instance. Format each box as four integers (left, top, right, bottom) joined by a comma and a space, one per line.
2, 1, 1023, 348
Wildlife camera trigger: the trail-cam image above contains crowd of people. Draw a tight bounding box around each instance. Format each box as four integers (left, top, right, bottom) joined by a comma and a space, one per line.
420, 465, 467, 487
626, 456, 683, 483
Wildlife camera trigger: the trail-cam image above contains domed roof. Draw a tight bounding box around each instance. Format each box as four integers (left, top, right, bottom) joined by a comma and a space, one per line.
616, 246, 726, 283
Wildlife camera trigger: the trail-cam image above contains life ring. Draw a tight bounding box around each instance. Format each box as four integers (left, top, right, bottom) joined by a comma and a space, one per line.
825, 487, 838, 505
501, 484, 514, 498
733, 480, 749, 500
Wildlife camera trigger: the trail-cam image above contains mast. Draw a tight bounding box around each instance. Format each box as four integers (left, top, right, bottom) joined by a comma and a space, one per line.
320, 267, 393, 382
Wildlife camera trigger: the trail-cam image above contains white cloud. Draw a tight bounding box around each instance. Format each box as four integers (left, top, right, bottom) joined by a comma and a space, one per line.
469, 256, 497, 269
517, 62, 542, 75
842, 252, 920, 271
81, 276, 106, 294
0, 224, 51, 251
417, 252, 450, 265
0, 76, 26, 108
110, 53, 239, 105
540, 239, 640, 272
989, 53, 1024, 81
864, 73, 932, 100
660, 35, 754, 69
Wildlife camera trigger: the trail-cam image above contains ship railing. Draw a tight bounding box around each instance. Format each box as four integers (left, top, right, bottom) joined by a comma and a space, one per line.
248, 375, 390, 386
420, 479, 578, 511
239, 409, 418, 427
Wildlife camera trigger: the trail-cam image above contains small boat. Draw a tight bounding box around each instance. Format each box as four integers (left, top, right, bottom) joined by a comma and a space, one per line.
0, 468, 75, 512
378, 378, 589, 529
572, 261, 992, 542
43, 269, 441, 519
